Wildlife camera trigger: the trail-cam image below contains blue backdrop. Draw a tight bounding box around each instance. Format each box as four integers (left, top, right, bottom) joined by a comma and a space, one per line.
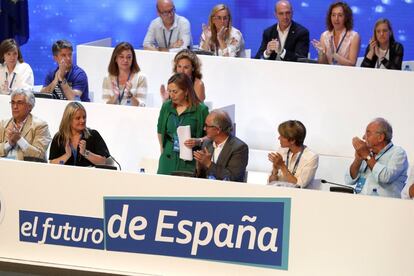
21, 0, 413, 84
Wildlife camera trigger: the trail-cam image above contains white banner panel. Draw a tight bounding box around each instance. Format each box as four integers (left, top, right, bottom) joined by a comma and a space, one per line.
0, 159, 413, 275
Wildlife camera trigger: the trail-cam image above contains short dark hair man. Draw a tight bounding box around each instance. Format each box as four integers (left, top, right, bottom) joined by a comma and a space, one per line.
255, 0, 309, 61
345, 118, 408, 198
194, 110, 249, 182
0, 89, 51, 161
41, 40, 90, 101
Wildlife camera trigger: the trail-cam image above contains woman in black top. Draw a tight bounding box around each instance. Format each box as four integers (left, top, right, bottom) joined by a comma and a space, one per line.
361, 18, 404, 70
49, 102, 110, 166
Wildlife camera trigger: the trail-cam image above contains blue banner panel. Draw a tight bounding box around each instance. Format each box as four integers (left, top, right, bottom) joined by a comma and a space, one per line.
104, 197, 291, 270
19, 210, 104, 250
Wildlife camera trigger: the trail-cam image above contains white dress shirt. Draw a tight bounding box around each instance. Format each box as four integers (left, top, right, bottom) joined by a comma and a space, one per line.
0, 62, 34, 94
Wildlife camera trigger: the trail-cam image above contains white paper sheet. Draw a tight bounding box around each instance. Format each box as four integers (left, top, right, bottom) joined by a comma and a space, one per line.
177, 125, 193, 161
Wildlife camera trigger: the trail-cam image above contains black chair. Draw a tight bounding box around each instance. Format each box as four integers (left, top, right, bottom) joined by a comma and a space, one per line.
23, 156, 47, 163
297, 57, 318, 64
95, 164, 117, 170
192, 49, 214, 56
171, 171, 196, 177
33, 92, 56, 99
329, 186, 355, 194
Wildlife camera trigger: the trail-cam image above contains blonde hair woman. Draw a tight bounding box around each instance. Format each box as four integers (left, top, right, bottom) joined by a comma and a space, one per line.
361, 18, 404, 70
49, 102, 110, 166
199, 4, 245, 57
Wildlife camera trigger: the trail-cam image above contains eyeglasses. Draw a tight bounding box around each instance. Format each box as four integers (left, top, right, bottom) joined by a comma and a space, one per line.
10, 100, 26, 107
204, 124, 217, 129
159, 8, 175, 16
213, 15, 229, 21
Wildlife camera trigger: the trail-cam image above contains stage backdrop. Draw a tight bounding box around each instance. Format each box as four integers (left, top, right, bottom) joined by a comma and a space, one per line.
20, 0, 414, 84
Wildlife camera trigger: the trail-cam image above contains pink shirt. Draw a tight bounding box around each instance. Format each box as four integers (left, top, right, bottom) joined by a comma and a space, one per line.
321, 29, 358, 64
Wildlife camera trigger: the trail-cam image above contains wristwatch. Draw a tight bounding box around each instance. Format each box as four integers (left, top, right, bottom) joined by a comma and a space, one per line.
365, 155, 372, 161
58, 78, 67, 85
84, 150, 90, 159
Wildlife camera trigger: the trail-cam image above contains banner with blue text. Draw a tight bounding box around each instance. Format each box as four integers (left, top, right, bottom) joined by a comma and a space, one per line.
19, 197, 291, 270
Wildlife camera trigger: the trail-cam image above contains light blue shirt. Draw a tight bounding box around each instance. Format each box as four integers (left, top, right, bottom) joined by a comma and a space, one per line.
345, 143, 408, 198
143, 14, 192, 50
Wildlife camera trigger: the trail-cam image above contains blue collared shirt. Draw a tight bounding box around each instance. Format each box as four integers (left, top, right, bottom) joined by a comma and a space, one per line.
44, 65, 90, 102
345, 143, 408, 198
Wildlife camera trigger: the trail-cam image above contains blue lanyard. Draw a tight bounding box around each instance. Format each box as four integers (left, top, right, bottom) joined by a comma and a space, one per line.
363, 143, 394, 173
70, 144, 78, 165
116, 72, 131, 104
335, 30, 347, 54
172, 113, 184, 128
286, 146, 306, 176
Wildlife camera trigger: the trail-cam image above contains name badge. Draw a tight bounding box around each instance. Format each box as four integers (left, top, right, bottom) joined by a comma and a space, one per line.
173, 134, 180, 152
355, 177, 366, 194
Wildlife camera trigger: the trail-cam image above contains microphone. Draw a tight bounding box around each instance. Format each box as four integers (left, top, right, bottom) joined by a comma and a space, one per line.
107, 155, 122, 171
321, 179, 355, 194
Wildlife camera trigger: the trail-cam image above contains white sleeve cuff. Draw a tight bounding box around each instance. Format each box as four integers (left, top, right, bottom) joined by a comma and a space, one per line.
4, 142, 12, 153
17, 137, 30, 151
279, 48, 286, 59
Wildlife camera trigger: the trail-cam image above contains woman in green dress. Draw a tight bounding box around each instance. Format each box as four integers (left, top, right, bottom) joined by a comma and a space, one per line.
157, 73, 209, 175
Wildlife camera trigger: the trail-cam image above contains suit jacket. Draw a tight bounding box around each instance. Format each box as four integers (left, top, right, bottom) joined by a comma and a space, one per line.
197, 135, 249, 182
254, 21, 309, 61
0, 114, 51, 161
360, 41, 404, 70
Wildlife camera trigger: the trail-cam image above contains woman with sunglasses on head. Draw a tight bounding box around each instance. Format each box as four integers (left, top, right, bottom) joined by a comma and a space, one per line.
199, 4, 245, 57
102, 42, 148, 106
361, 18, 404, 70
160, 49, 205, 102
0, 38, 34, 94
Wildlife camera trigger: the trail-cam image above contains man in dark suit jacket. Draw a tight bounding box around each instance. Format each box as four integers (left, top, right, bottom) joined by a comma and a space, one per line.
254, 0, 309, 61
194, 110, 248, 182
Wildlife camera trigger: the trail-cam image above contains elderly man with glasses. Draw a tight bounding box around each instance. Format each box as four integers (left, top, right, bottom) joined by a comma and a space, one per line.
0, 89, 51, 161
193, 109, 249, 182
143, 0, 192, 52
345, 118, 408, 198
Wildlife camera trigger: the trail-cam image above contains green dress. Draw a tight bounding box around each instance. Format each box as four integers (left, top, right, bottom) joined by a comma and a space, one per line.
157, 100, 209, 175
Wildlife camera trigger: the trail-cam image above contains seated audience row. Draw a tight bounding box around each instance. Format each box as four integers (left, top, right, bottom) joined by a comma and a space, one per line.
0, 89, 413, 199
0, 2, 407, 103
144, 0, 404, 69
